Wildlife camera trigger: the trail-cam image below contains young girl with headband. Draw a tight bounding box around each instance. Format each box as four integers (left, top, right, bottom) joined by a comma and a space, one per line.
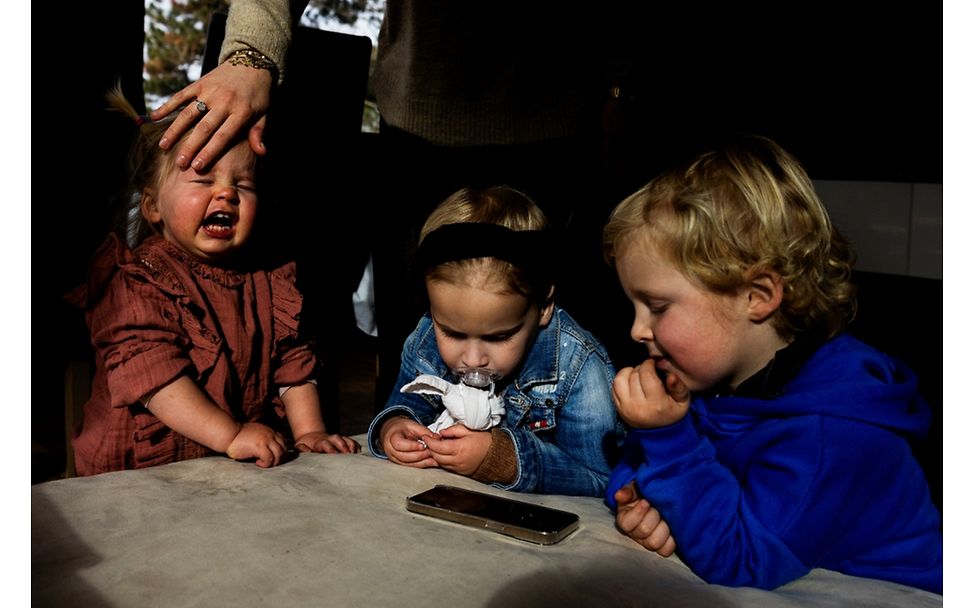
67, 88, 359, 475
366, 186, 626, 497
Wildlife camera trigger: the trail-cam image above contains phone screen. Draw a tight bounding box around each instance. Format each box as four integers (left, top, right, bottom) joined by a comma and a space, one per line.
406, 485, 579, 544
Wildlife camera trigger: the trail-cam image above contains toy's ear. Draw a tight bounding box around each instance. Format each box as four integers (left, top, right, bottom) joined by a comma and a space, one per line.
746, 269, 784, 323
539, 285, 556, 327
141, 188, 161, 224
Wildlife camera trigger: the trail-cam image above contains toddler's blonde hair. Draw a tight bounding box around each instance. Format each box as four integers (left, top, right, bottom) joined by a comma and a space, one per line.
420, 186, 552, 307
603, 136, 856, 340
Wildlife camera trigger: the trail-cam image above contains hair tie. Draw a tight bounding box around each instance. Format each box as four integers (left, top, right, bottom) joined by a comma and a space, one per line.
417, 223, 550, 273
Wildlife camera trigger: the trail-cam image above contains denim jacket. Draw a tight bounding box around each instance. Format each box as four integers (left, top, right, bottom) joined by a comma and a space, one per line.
367, 306, 624, 497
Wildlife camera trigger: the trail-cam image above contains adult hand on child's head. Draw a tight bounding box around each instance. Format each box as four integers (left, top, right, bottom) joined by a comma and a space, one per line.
424, 425, 492, 476
614, 482, 677, 557
226, 422, 287, 468
612, 360, 690, 429
380, 417, 440, 468
151, 61, 273, 171
295, 432, 362, 454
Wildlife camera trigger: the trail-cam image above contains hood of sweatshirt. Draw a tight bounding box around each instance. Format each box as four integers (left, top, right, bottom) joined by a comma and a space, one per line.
697, 334, 931, 442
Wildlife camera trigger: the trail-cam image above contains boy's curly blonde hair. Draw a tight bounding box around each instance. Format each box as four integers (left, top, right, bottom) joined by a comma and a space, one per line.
603, 136, 856, 340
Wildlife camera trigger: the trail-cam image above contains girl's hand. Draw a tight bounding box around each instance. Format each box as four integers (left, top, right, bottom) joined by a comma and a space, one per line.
423, 425, 491, 476
612, 359, 690, 429
151, 61, 272, 171
294, 432, 361, 454
226, 422, 287, 468
380, 417, 440, 468
614, 482, 677, 557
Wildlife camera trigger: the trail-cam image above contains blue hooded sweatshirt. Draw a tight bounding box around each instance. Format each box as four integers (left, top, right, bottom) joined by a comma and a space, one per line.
606, 333, 942, 594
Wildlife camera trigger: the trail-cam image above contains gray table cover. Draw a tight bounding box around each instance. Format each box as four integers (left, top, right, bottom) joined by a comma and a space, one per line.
32, 438, 941, 607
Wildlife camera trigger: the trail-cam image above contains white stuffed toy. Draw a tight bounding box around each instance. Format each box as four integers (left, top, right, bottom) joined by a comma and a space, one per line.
400, 374, 505, 433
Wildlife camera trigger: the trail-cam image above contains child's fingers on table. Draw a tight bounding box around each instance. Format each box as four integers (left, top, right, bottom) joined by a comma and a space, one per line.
615, 497, 651, 534
638, 513, 671, 550
321, 434, 359, 454
657, 534, 677, 557
388, 450, 437, 468
346, 435, 362, 452
614, 482, 639, 505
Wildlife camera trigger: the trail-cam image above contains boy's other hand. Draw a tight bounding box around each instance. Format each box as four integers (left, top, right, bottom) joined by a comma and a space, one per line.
614, 482, 677, 557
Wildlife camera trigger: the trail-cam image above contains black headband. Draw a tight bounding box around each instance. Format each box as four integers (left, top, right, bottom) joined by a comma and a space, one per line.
417, 223, 551, 273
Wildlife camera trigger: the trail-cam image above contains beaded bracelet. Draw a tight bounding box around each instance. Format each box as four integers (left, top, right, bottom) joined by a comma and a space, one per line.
225, 48, 277, 75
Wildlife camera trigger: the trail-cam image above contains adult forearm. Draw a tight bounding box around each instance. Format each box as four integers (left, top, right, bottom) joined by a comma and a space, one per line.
222, 0, 305, 81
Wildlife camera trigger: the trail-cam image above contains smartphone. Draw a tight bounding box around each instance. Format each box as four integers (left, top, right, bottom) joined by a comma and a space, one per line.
405, 484, 579, 545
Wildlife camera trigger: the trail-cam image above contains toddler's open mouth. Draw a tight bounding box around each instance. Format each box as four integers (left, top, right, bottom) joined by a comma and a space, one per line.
202, 211, 236, 238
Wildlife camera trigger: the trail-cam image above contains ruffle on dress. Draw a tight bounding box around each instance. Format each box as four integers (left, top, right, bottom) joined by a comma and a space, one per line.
268, 260, 316, 387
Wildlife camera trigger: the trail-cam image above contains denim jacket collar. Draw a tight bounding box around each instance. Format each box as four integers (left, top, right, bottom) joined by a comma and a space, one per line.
512, 310, 562, 389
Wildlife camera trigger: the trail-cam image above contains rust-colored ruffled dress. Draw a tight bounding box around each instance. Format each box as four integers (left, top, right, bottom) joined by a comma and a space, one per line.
68, 234, 317, 476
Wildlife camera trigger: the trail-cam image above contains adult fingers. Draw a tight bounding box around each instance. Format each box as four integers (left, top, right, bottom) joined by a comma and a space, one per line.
247, 116, 267, 156
151, 82, 199, 122
174, 106, 237, 171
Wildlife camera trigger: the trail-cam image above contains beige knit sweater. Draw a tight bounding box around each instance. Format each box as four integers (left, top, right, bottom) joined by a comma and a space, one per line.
222, 0, 610, 146
220, 0, 294, 84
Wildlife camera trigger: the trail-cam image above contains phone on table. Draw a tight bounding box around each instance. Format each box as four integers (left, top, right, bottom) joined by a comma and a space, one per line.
405, 484, 579, 545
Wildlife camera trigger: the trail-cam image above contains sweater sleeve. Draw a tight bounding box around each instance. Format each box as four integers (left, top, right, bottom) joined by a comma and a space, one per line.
221, 0, 297, 82
620, 418, 811, 589
471, 428, 517, 485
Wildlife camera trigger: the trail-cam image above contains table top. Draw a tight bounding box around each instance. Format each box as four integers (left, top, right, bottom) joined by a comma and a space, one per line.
32, 437, 941, 608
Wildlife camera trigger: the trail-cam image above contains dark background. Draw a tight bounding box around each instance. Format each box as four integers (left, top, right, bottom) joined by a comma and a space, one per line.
34, 3, 941, 508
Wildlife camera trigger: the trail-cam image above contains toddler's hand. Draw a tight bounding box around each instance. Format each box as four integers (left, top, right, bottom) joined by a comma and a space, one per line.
226, 422, 287, 468
380, 417, 439, 468
424, 424, 491, 476
295, 431, 361, 454
614, 482, 677, 557
612, 359, 690, 428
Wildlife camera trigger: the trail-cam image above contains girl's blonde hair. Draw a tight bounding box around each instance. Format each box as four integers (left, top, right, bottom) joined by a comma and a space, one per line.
419, 186, 552, 307
105, 85, 191, 247
603, 136, 856, 340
